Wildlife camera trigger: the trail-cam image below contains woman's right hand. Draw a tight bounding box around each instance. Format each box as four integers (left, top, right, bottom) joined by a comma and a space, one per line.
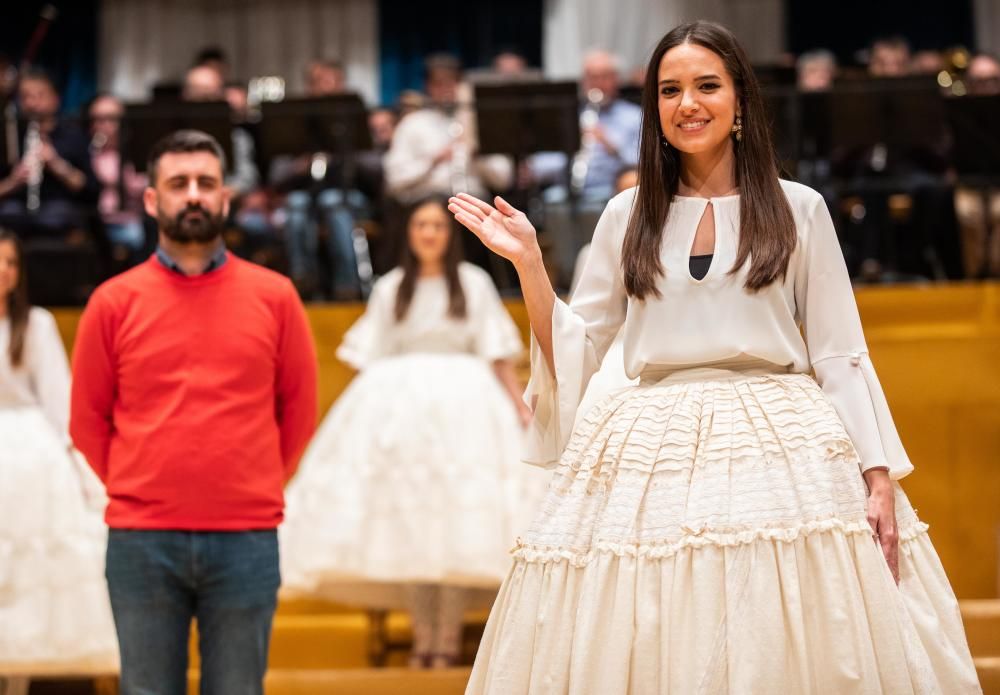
448, 193, 540, 268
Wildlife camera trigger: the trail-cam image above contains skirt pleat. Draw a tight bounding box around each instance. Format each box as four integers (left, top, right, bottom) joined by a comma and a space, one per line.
467, 373, 980, 694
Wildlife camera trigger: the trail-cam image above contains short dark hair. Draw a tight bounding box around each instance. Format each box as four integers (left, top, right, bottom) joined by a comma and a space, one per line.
195, 46, 228, 67
424, 53, 462, 81
19, 67, 57, 93
147, 129, 226, 183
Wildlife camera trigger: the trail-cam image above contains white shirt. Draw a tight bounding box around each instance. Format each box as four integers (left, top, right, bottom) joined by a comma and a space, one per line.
337, 262, 523, 369
383, 108, 513, 204
524, 180, 912, 479
0, 307, 71, 440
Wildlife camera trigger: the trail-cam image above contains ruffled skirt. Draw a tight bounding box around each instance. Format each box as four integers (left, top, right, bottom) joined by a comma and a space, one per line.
0, 406, 117, 672
467, 372, 980, 694
280, 353, 547, 609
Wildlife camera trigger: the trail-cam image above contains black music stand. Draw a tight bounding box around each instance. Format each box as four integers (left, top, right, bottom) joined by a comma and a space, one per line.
121, 101, 235, 173
474, 81, 582, 290
946, 94, 1000, 278
474, 81, 581, 159
258, 94, 374, 297
826, 78, 951, 281
257, 94, 371, 167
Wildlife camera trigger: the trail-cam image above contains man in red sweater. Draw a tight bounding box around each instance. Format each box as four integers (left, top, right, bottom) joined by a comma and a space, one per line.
70, 130, 317, 695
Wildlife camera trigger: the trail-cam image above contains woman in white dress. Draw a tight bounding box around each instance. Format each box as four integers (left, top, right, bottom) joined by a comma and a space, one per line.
281, 197, 542, 669
448, 21, 980, 694
0, 230, 117, 689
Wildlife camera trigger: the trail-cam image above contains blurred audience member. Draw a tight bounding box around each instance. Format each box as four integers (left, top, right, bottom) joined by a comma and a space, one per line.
953, 53, 1000, 277
88, 94, 148, 258
0, 69, 98, 238
797, 50, 837, 92
306, 59, 346, 96
966, 53, 1000, 96
911, 49, 945, 76
194, 45, 231, 83
492, 50, 528, 76
526, 49, 641, 287
868, 37, 912, 77
269, 59, 369, 299
384, 54, 511, 204
182, 65, 260, 196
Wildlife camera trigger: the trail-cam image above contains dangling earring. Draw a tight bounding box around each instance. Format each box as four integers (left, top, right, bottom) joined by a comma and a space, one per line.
732, 115, 743, 142
661, 136, 671, 151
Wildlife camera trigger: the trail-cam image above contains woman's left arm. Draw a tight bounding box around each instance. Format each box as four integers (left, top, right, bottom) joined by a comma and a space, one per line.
796, 192, 909, 582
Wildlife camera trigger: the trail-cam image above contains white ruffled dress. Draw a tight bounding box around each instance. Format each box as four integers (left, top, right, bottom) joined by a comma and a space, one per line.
467, 182, 981, 694
280, 263, 545, 608
0, 308, 117, 673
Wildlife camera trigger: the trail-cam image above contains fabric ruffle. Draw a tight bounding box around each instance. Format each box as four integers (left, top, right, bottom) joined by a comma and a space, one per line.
467, 374, 980, 694
0, 407, 118, 669
280, 353, 547, 609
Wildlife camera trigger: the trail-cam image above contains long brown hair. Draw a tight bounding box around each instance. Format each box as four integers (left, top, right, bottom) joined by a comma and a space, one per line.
394, 196, 467, 322
622, 21, 796, 299
0, 229, 29, 367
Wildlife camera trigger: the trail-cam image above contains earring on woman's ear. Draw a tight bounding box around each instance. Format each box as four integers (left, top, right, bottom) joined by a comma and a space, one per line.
661, 136, 671, 150
732, 115, 743, 142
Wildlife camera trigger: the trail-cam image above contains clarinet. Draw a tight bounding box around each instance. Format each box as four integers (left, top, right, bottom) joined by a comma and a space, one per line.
24, 120, 43, 212
570, 88, 604, 197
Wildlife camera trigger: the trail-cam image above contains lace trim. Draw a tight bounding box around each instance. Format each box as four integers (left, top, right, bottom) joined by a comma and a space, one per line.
511, 517, 930, 567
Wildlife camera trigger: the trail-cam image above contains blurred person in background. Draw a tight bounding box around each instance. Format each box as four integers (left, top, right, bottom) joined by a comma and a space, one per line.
797, 49, 837, 92
953, 53, 1000, 277
182, 64, 260, 197
0, 228, 116, 695
868, 36, 912, 77
280, 196, 540, 670
269, 59, 370, 299
88, 94, 148, 261
0, 70, 98, 239
525, 49, 642, 288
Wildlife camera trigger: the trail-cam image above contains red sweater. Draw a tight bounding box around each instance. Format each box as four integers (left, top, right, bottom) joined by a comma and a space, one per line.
70, 255, 318, 530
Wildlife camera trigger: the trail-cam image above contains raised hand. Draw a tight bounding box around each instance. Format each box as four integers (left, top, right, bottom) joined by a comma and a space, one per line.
448, 193, 539, 268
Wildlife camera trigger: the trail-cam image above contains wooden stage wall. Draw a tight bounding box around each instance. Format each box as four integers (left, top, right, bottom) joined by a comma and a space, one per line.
52, 282, 1000, 599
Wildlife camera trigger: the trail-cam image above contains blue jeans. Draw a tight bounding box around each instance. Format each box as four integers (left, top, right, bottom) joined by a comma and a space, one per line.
105, 529, 280, 695
284, 188, 367, 298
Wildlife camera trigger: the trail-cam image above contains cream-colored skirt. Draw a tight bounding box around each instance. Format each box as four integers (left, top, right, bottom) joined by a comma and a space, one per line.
467, 372, 980, 694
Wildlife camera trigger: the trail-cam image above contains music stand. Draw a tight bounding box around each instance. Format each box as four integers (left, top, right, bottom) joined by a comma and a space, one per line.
946, 94, 1000, 278
257, 94, 371, 164
121, 100, 235, 173
258, 94, 374, 296
827, 78, 950, 280
474, 81, 584, 290
828, 77, 945, 155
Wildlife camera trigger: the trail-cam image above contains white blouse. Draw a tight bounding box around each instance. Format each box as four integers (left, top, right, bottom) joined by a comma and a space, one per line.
524, 180, 912, 479
0, 307, 72, 440
337, 262, 523, 369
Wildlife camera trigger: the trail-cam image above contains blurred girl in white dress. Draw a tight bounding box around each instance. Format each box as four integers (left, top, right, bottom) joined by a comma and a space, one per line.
281, 198, 543, 669
0, 229, 116, 690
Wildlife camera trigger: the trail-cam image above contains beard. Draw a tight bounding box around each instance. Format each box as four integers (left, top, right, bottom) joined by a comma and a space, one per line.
159, 204, 226, 244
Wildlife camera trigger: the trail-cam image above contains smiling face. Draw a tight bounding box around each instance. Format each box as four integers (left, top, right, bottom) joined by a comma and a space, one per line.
407, 200, 452, 267
657, 43, 739, 157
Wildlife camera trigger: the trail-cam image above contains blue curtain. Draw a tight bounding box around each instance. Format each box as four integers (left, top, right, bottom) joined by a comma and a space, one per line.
0, 1, 99, 116
378, 0, 543, 107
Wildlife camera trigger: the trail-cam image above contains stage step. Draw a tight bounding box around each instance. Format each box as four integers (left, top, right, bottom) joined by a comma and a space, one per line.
962, 600, 1000, 658
187, 667, 471, 695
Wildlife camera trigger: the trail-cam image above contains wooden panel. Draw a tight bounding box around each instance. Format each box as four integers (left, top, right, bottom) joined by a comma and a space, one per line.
50, 282, 1000, 597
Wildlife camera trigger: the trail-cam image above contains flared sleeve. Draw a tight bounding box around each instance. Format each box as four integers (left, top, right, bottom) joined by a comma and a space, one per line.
335, 275, 394, 370
795, 194, 914, 479
522, 193, 629, 468
466, 266, 523, 362
26, 308, 72, 444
